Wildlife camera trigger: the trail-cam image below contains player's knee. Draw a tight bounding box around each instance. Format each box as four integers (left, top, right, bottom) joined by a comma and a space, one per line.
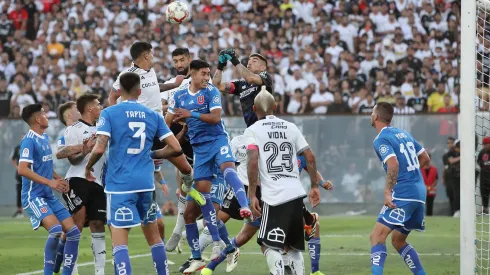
65, 226, 81, 240
89, 220, 106, 232
183, 210, 195, 223
48, 224, 63, 238
369, 230, 384, 244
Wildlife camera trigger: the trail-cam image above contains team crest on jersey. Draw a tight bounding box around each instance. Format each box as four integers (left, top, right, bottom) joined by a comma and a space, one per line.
197, 96, 205, 105
379, 145, 389, 156
22, 148, 29, 158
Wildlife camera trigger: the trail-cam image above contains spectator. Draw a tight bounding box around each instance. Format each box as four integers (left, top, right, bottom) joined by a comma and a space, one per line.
310, 86, 334, 114
428, 81, 452, 112
8, 1, 28, 32
0, 78, 11, 117
421, 154, 438, 216
447, 140, 461, 217
11, 83, 35, 112
357, 92, 376, 114
327, 91, 351, 114
437, 94, 458, 113
407, 82, 427, 112
287, 88, 302, 114
42, 102, 57, 118
0, 13, 13, 43
443, 137, 456, 216
298, 95, 313, 115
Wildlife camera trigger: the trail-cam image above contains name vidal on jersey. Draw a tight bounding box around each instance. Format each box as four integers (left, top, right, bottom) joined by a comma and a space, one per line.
125, 111, 146, 118
268, 132, 288, 139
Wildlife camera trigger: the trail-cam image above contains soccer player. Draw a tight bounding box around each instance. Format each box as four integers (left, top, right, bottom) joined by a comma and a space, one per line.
86, 72, 183, 275
165, 60, 251, 273
244, 89, 321, 275
60, 94, 107, 275
369, 102, 430, 275
18, 103, 81, 275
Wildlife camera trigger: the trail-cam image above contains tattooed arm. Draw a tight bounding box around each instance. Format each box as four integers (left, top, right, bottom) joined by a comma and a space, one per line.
235, 64, 264, 85
56, 145, 83, 160
86, 135, 109, 173
212, 69, 234, 94
384, 157, 399, 193
301, 148, 319, 188
247, 148, 260, 198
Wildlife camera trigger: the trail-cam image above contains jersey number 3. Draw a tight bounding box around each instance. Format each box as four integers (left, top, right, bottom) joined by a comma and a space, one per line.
399, 142, 419, 171
128, 122, 146, 154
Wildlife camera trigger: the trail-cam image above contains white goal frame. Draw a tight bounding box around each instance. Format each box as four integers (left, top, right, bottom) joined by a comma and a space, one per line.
461, 1, 477, 274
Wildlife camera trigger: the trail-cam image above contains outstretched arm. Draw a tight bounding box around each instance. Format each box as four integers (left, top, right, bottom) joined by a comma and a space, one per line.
108, 88, 120, 106
234, 63, 264, 85
213, 69, 234, 94
56, 145, 83, 160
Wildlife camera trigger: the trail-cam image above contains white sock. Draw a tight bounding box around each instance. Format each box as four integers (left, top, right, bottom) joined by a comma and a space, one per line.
197, 219, 205, 231
181, 172, 194, 189
72, 264, 78, 275
199, 227, 213, 252
288, 250, 304, 275
282, 253, 290, 266
92, 232, 106, 275
172, 195, 187, 235
182, 230, 187, 239
265, 248, 284, 275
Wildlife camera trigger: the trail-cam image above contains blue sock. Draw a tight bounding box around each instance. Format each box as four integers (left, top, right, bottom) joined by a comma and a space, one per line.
371, 243, 387, 275
53, 239, 65, 273
114, 245, 132, 275
151, 242, 169, 275
206, 243, 237, 271
308, 237, 321, 273
185, 223, 202, 259
398, 243, 426, 275
231, 237, 241, 248
62, 226, 80, 275
223, 168, 249, 208
217, 220, 231, 245
112, 246, 117, 275
44, 224, 62, 275
200, 193, 220, 242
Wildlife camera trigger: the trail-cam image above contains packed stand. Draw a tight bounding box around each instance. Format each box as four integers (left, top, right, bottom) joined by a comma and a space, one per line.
0, 0, 461, 118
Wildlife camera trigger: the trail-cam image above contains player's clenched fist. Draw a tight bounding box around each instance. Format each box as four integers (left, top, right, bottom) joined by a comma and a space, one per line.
48, 179, 69, 193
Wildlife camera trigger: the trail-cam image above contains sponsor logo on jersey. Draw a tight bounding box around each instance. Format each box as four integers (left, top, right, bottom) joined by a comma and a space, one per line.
42, 154, 53, 162
141, 82, 157, 89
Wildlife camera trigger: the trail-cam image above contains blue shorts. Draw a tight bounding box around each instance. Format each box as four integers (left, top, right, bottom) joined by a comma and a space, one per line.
377, 200, 425, 235
23, 195, 71, 230
107, 192, 158, 228
156, 205, 163, 219
193, 136, 235, 181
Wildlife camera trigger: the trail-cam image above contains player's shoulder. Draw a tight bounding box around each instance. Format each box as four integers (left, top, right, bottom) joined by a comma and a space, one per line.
205, 83, 218, 92
120, 66, 145, 76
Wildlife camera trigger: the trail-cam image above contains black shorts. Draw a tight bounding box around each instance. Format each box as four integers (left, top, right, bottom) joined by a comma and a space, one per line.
153, 125, 194, 166
257, 197, 306, 251
221, 185, 262, 220
62, 177, 106, 224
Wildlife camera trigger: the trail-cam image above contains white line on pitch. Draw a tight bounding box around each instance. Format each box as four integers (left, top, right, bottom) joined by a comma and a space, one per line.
16, 251, 458, 275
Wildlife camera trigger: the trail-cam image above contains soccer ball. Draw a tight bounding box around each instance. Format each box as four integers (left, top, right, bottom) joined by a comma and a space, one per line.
166, 2, 190, 24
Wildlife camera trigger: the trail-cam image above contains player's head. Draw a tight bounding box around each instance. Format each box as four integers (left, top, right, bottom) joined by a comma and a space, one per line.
58, 101, 80, 126
371, 102, 394, 128
189, 60, 210, 89
253, 88, 276, 118
130, 41, 153, 68
119, 72, 142, 99
247, 53, 267, 74
77, 93, 102, 120
21, 103, 49, 129
172, 48, 191, 75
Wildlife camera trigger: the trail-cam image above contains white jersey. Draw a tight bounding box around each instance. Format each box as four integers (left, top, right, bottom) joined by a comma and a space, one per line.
243, 115, 309, 206
113, 64, 162, 113
161, 76, 191, 107
64, 120, 106, 186
231, 135, 249, 185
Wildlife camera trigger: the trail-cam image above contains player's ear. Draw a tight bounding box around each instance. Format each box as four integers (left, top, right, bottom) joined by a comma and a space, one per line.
137, 89, 142, 96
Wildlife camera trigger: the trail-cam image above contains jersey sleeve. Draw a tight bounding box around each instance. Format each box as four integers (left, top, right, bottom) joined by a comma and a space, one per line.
167, 91, 180, 114
243, 128, 258, 148
96, 109, 112, 137
373, 137, 396, 164
292, 124, 310, 155
229, 80, 241, 95
156, 113, 173, 141
208, 87, 222, 111
19, 138, 35, 164
112, 73, 121, 92
412, 138, 425, 156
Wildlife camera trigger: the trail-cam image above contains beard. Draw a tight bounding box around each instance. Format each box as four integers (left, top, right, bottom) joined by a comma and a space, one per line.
177, 67, 189, 76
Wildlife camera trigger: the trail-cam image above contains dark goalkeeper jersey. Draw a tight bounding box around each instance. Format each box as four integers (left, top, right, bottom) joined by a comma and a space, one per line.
231, 71, 273, 127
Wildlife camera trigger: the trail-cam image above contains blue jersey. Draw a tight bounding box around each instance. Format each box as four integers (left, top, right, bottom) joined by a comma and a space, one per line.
373, 126, 426, 202
57, 135, 65, 147
169, 83, 227, 144
19, 130, 54, 204
97, 100, 173, 193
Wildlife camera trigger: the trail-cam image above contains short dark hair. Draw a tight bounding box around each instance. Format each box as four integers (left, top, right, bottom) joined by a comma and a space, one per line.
76, 93, 99, 114
21, 103, 43, 124
190, 60, 210, 71
58, 101, 76, 126
130, 41, 152, 60
249, 53, 268, 67
375, 102, 394, 123
448, 136, 456, 142
172, 48, 190, 57
119, 72, 141, 94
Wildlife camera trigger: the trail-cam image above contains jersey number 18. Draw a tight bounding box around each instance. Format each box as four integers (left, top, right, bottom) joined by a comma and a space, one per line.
399, 142, 419, 171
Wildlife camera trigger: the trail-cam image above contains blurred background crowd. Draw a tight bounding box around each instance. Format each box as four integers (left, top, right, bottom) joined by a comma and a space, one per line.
0, 0, 463, 118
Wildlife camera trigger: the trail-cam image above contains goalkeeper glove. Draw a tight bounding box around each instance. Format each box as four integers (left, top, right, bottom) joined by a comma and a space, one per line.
224, 48, 240, 66
217, 50, 228, 71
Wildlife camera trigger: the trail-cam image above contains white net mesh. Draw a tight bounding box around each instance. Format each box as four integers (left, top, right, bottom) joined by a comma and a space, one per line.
476, 1, 490, 273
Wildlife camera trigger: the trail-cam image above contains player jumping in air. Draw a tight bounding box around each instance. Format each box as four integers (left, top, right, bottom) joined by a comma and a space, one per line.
18, 103, 81, 275
369, 102, 430, 275
245, 89, 320, 275
165, 60, 251, 273
86, 72, 185, 275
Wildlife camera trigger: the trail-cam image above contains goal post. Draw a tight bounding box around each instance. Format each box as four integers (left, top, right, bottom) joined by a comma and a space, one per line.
461, 0, 477, 274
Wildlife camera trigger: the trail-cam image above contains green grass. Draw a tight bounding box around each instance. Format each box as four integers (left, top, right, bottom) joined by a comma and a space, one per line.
1, 216, 459, 275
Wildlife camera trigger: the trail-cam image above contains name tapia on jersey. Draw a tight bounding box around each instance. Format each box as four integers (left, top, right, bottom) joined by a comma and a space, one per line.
243, 115, 310, 206
373, 126, 426, 202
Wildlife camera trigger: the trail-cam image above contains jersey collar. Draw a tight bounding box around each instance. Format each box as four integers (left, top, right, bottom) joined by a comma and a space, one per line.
78, 119, 94, 126
28, 129, 44, 139
375, 125, 392, 140
132, 62, 151, 73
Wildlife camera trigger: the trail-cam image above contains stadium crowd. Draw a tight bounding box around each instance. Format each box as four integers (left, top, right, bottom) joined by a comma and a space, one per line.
0, 0, 462, 118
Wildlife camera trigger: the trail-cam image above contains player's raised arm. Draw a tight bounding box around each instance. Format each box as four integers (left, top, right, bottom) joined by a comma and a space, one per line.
223, 49, 269, 85
159, 75, 185, 92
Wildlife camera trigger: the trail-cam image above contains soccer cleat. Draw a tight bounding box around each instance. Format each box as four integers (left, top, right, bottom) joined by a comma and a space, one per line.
210, 240, 227, 261
166, 232, 182, 252
311, 271, 325, 275
179, 258, 192, 273
201, 267, 214, 275
183, 259, 206, 274
226, 247, 240, 272
182, 185, 206, 206
239, 207, 252, 219
304, 212, 319, 241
